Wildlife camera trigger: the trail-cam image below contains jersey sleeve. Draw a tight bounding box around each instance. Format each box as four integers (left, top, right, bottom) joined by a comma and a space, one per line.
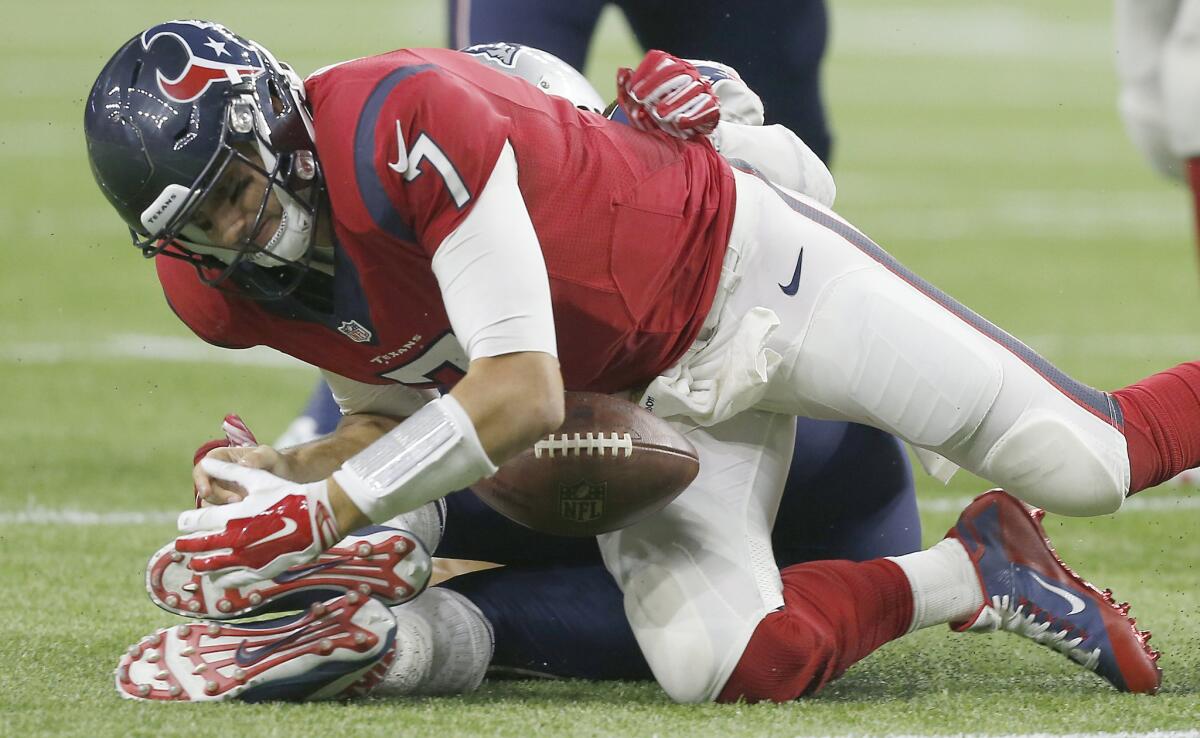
430, 141, 558, 361
368, 67, 513, 254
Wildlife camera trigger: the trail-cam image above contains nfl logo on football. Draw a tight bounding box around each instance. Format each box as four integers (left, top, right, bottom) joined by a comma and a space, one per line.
559, 480, 606, 523
337, 320, 373, 343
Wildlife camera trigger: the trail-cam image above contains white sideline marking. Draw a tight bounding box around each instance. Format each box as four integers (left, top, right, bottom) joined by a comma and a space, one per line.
0, 507, 178, 526
2, 494, 1196, 527
3, 333, 306, 369
3, 332, 1197, 367
917, 494, 1200, 515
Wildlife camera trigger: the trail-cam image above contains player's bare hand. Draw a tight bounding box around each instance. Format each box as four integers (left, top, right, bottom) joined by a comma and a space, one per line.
193, 444, 291, 505
617, 50, 720, 139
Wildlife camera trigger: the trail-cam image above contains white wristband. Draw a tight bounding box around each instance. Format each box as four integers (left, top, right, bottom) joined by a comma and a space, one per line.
332, 395, 497, 524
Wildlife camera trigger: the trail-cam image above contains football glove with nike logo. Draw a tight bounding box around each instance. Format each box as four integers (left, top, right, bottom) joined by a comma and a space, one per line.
617, 50, 720, 140
176, 458, 341, 589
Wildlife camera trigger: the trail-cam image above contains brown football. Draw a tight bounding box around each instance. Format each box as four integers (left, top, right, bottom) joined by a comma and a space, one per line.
471, 392, 700, 536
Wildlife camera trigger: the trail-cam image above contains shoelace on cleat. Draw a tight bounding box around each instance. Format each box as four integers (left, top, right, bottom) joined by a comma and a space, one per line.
981, 594, 1101, 671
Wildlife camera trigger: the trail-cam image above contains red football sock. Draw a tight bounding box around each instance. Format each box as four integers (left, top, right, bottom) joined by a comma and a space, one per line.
717, 559, 913, 703
1186, 158, 1200, 261
1112, 361, 1200, 493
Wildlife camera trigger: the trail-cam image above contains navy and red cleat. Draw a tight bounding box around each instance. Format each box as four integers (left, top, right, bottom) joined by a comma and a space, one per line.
947, 490, 1162, 694
147, 526, 431, 619
115, 592, 396, 702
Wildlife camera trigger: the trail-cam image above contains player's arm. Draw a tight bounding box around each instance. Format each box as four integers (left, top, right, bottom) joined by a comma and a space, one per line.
174, 75, 560, 586
328, 139, 564, 532
275, 371, 441, 480
192, 372, 437, 503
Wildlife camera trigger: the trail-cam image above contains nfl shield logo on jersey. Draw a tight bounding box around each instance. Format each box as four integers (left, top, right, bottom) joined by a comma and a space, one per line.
559, 480, 606, 523
337, 320, 373, 343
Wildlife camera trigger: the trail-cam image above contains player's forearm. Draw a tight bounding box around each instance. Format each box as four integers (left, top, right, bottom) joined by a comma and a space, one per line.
450, 352, 564, 464
280, 413, 402, 482
326, 352, 564, 535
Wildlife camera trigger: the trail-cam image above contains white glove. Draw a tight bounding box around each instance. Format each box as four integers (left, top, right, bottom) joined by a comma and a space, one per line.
687, 59, 765, 126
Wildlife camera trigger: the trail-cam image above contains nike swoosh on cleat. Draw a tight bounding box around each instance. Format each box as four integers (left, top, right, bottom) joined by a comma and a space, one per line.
778, 248, 804, 296
233, 618, 327, 666
1029, 570, 1087, 615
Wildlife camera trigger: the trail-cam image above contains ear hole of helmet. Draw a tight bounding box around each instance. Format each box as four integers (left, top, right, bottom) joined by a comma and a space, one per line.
266, 77, 286, 116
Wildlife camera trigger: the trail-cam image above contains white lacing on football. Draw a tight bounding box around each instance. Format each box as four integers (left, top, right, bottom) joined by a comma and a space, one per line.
975, 594, 1101, 670
533, 432, 633, 459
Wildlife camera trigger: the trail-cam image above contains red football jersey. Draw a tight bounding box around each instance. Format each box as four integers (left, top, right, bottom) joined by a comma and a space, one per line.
158, 48, 736, 393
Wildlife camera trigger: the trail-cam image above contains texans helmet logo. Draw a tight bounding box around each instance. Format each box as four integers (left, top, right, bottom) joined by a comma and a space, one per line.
141, 20, 265, 103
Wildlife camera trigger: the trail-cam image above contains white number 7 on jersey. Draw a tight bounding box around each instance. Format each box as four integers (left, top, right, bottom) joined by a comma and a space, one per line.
388, 120, 471, 208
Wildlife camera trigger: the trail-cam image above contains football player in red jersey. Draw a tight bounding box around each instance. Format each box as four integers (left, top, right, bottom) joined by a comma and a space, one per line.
89, 21, 1183, 702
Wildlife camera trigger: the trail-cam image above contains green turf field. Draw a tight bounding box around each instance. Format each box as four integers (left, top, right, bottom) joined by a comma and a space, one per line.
1, 1, 1198, 735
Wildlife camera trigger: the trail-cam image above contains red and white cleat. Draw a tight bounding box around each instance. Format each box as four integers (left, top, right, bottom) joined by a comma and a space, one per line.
147, 526, 431, 619
115, 593, 396, 702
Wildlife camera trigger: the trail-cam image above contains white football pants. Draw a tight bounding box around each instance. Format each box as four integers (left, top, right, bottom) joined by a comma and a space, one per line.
604, 166, 1132, 702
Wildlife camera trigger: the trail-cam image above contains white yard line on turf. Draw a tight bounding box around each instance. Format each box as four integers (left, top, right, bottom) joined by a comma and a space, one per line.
916, 495, 1200, 514
2, 332, 1198, 367
3, 333, 305, 369
0, 507, 179, 525
2, 495, 1197, 526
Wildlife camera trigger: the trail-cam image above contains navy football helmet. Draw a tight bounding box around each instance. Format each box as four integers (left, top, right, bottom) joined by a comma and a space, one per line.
85, 20, 322, 297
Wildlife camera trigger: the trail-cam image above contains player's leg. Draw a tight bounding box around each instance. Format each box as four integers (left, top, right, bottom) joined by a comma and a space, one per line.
435, 487, 602, 565
440, 562, 653, 681
774, 418, 921, 564
597, 409, 1159, 702
714, 166, 1200, 514
718, 490, 1161, 701
618, 0, 832, 162
447, 0, 606, 69
427, 417, 917, 684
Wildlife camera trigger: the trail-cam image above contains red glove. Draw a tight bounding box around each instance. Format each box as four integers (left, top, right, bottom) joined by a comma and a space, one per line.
176, 458, 341, 589
192, 414, 259, 508
617, 50, 720, 139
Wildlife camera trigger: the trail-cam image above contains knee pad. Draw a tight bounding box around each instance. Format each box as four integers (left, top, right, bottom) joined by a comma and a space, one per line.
794, 269, 1003, 448
980, 408, 1127, 516
717, 609, 837, 703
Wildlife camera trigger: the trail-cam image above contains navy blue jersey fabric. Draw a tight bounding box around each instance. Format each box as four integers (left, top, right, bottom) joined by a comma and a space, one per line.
448, 0, 833, 162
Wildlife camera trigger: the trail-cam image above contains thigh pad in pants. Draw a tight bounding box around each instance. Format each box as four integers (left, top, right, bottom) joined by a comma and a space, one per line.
597, 411, 795, 703
783, 267, 1003, 449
